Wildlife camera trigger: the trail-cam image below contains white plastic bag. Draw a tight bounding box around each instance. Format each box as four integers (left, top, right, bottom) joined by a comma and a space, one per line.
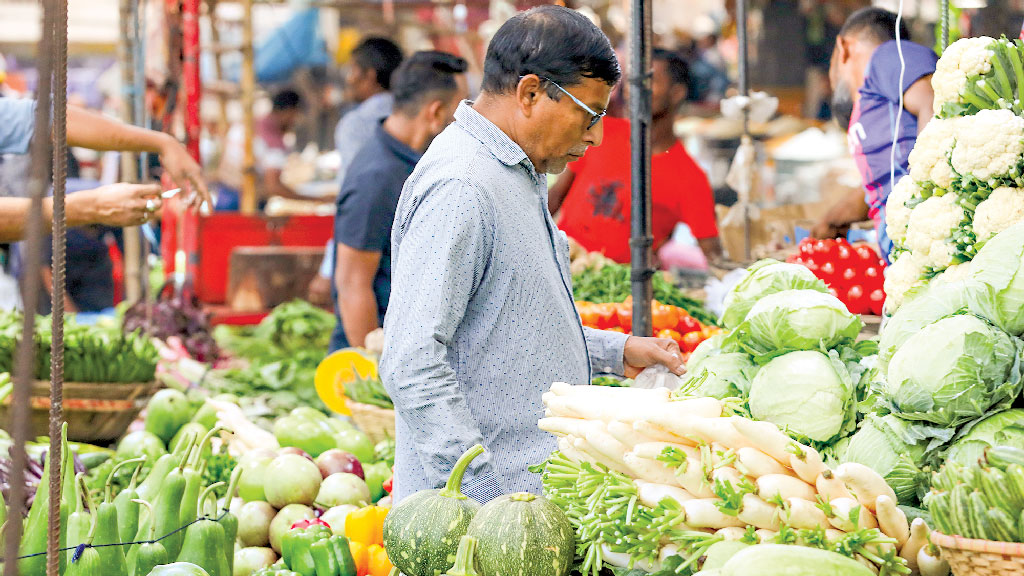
633, 364, 686, 390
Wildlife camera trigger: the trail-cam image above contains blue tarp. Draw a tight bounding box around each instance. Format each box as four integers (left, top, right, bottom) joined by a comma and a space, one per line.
255, 9, 328, 84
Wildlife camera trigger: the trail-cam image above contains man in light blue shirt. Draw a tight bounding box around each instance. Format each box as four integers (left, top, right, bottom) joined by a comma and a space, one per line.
381, 6, 686, 503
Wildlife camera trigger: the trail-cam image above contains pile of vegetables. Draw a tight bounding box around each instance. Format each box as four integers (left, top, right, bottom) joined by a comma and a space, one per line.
123, 288, 220, 362
0, 312, 158, 383
535, 384, 917, 575
572, 262, 718, 327
785, 238, 887, 316
884, 36, 1024, 311
926, 446, 1024, 543
577, 299, 720, 355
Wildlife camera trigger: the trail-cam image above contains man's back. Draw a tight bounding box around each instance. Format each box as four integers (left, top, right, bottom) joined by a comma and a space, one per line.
334, 93, 395, 181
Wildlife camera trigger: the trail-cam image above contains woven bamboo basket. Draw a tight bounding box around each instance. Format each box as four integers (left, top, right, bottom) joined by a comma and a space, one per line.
932, 531, 1024, 576
0, 380, 162, 443
347, 400, 395, 444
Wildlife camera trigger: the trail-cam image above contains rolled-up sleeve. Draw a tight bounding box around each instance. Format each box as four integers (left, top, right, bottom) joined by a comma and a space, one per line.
584, 327, 628, 376
380, 180, 504, 501
0, 98, 36, 155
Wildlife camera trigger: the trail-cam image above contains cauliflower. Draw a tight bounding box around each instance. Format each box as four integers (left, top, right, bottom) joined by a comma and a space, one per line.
951, 109, 1024, 183
932, 260, 973, 285
932, 36, 1001, 112
908, 117, 959, 189
884, 252, 928, 312
973, 186, 1024, 243
904, 193, 965, 270
885, 176, 919, 246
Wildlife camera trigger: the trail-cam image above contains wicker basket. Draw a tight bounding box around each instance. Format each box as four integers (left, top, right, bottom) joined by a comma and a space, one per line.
0, 380, 162, 444
347, 400, 395, 444
932, 530, 1024, 576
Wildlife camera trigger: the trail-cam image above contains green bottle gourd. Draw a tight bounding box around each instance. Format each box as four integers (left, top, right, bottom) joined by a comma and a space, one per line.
129, 433, 196, 571
115, 459, 146, 543
66, 495, 102, 576
161, 435, 199, 559
179, 428, 223, 554
17, 424, 65, 575
130, 499, 169, 576
177, 482, 229, 576
219, 465, 244, 575
95, 457, 145, 576
65, 474, 94, 567
137, 429, 194, 504
442, 536, 481, 576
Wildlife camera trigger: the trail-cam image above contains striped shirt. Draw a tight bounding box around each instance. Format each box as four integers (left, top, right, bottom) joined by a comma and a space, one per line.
380, 101, 628, 503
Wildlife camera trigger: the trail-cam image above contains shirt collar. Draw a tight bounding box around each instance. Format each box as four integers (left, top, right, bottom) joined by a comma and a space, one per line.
454, 101, 532, 169
376, 120, 422, 166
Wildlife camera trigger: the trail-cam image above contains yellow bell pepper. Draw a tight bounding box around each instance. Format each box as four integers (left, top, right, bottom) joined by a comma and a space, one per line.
349, 540, 369, 576
367, 544, 394, 576
345, 505, 388, 547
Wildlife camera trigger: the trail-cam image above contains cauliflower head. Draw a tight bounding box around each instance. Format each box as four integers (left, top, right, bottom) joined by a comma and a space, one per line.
974, 186, 1024, 243
932, 36, 996, 110
904, 193, 965, 270
908, 117, 959, 188
932, 260, 973, 286
886, 176, 919, 246
884, 251, 928, 312
951, 109, 1024, 182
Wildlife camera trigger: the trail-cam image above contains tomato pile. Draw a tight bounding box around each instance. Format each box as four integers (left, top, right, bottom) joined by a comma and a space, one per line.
576, 297, 721, 356
786, 238, 887, 315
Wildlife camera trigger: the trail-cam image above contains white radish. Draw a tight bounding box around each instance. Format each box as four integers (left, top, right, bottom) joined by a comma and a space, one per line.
632, 441, 699, 462
875, 495, 910, 550
607, 420, 657, 447
737, 494, 780, 531
835, 463, 897, 512
787, 444, 827, 485
825, 529, 845, 541
855, 556, 880, 575
681, 499, 746, 529
899, 518, 928, 573
584, 421, 631, 463
558, 435, 592, 464
730, 418, 794, 464
783, 497, 829, 530
735, 447, 793, 478
572, 437, 631, 475
600, 546, 659, 572
690, 417, 756, 450
633, 421, 698, 444
711, 466, 747, 488
538, 417, 587, 437
714, 527, 747, 541
635, 480, 695, 508
624, 453, 683, 486
816, 469, 854, 501
659, 544, 681, 563
550, 381, 671, 403
827, 498, 877, 532
665, 397, 724, 419
756, 474, 817, 502
754, 529, 777, 543
917, 545, 950, 576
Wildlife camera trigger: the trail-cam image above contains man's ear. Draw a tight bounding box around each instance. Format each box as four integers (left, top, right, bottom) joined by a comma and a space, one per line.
426, 99, 445, 128
835, 36, 851, 64
516, 74, 544, 118
670, 84, 688, 107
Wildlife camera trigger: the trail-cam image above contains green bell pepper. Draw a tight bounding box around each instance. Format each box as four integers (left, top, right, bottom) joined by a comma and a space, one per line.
310, 540, 338, 576
273, 416, 336, 458
363, 462, 391, 502
281, 524, 333, 576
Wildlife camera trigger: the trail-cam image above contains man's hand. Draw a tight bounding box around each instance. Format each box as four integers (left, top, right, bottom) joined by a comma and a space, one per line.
308, 274, 333, 306
157, 135, 212, 211
67, 183, 163, 228
623, 336, 686, 378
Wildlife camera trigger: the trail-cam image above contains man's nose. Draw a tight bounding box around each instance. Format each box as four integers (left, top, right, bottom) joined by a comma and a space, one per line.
584, 118, 604, 147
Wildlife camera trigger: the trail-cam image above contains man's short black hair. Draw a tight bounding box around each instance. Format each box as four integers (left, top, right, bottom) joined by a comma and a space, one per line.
272, 89, 303, 111
481, 5, 620, 98
352, 37, 404, 91
653, 48, 691, 90
392, 51, 468, 115
840, 7, 910, 44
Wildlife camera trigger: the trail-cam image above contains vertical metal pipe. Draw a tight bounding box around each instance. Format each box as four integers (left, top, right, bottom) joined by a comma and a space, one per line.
132, 0, 152, 310
629, 0, 653, 337
4, 0, 56, 573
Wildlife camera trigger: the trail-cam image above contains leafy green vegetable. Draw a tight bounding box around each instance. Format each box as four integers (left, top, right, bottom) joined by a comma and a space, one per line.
967, 221, 1024, 336
684, 353, 758, 399
344, 373, 392, 409
838, 413, 936, 505
878, 279, 971, 369
720, 260, 828, 330
202, 445, 238, 500
571, 263, 717, 326
947, 408, 1024, 467
734, 290, 861, 359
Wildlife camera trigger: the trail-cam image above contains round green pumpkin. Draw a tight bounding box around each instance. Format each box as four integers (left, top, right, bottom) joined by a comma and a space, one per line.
466, 492, 574, 576
383, 445, 484, 576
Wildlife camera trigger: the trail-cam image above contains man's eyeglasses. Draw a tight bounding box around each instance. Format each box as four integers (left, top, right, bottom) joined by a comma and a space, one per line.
522, 75, 606, 130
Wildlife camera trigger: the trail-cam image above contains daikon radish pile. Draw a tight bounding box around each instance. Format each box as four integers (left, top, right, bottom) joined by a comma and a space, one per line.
536, 382, 919, 576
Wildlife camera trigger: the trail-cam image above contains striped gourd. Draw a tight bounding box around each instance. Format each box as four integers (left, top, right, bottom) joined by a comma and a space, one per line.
466, 492, 574, 576
383, 445, 484, 576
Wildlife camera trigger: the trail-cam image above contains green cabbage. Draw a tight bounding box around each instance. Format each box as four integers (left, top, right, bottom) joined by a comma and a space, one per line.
878, 280, 972, 369
884, 314, 1023, 427
687, 352, 759, 399
748, 350, 856, 444
840, 413, 933, 505
968, 222, 1024, 336
735, 290, 862, 358
947, 409, 1024, 467
721, 260, 828, 329
686, 333, 741, 371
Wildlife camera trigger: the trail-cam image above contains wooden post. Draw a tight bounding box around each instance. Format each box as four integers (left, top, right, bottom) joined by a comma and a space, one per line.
240, 0, 258, 214
119, 0, 142, 302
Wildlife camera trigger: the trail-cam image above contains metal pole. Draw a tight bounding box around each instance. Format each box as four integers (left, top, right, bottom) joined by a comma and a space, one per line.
737, 0, 752, 261
4, 0, 56, 572
940, 0, 950, 50
629, 0, 653, 337
47, 0, 69, 571
131, 0, 153, 313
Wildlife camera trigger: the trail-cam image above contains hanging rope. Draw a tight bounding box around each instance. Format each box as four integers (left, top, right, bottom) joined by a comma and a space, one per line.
48, 0, 70, 572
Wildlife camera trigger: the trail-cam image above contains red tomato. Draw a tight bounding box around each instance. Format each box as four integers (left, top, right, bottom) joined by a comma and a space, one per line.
657, 328, 683, 344
854, 245, 878, 263
801, 256, 820, 274
841, 267, 858, 284
819, 261, 838, 286
863, 266, 884, 291
607, 326, 626, 333
594, 304, 617, 329
616, 303, 632, 333
798, 240, 817, 256
868, 289, 885, 316
577, 303, 598, 327
677, 314, 701, 335
836, 245, 853, 264
652, 305, 681, 332
846, 285, 868, 315
681, 331, 703, 353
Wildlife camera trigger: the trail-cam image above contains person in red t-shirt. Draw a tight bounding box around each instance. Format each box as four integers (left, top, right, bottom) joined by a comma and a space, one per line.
549, 48, 722, 264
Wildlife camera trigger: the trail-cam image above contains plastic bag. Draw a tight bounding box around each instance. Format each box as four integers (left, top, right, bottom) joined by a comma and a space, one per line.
633, 364, 687, 390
